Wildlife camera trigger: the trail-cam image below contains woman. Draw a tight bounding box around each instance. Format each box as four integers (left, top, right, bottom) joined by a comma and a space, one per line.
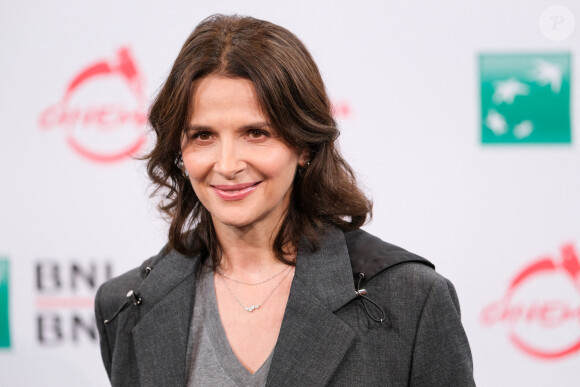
95, 14, 475, 386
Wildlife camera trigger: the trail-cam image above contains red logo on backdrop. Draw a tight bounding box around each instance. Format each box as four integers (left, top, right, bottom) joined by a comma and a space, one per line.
331, 100, 352, 118
481, 244, 580, 359
38, 47, 147, 163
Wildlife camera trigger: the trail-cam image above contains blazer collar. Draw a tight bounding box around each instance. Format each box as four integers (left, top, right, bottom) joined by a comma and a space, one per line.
294, 225, 357, 311
266, 226, 357, 386
130, 226, 357, 386
131, 249, 200, 386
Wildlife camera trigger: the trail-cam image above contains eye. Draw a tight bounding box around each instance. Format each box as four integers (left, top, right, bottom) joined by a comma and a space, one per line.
247, 129, 269, 140
191, 131, 212, 141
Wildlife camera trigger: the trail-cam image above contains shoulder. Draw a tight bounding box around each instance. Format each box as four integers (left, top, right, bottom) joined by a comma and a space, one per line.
344, 228, 435, 280
343, 228, 457, 315
373, 261, 459, 315
94, 245, 202, 381
95, 246, 173, 319
340, 229, 474, 385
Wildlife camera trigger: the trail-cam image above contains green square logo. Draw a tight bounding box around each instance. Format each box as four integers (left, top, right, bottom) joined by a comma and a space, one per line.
479, 53, 571, 144
0, 259, 10, 348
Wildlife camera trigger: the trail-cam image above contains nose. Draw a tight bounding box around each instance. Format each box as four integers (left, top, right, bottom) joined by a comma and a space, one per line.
214, 139, 245, 179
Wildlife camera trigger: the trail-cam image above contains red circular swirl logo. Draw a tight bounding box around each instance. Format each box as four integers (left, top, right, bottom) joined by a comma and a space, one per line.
38, 47, 147, 163
481, 243, 580, 359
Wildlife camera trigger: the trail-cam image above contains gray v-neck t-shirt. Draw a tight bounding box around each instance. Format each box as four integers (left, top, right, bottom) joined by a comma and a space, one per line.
186, 267, 274, 386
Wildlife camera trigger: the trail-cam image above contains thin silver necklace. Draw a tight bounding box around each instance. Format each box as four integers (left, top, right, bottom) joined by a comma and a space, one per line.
218, 266, 293, 312
216, 265, 290, 285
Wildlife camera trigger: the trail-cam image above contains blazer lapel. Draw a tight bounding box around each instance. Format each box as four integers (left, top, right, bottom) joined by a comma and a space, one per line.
129, 226, 357, 386
267, 227, 357, 386
131, 251, 201, 386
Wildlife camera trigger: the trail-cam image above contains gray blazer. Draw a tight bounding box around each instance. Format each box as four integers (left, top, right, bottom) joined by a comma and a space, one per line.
95, 227, 475, 386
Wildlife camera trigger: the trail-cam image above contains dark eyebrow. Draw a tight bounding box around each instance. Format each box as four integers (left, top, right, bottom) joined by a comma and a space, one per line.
186, 124, 212, 133
186, 122, 271, 132
239, 122, 271, 130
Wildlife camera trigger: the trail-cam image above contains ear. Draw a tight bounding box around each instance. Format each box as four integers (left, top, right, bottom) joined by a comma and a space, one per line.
298, 148, 310, 167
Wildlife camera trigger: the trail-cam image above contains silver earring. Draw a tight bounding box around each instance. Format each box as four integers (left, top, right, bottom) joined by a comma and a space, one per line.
178, 155, 188, 178
298, 160, 310, 177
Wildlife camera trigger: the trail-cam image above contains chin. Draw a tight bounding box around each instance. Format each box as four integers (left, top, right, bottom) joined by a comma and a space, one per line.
211, 211, 259, 229
211, 209, 280, 231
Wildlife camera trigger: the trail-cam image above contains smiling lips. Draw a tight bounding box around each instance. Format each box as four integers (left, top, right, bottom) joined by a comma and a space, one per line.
211, 182, 261, 200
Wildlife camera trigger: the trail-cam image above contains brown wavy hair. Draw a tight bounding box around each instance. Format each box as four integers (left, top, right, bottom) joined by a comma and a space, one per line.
147, 14, 372, 267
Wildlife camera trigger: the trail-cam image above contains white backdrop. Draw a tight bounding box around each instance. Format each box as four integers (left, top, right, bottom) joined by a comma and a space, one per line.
1, 1, 579, 386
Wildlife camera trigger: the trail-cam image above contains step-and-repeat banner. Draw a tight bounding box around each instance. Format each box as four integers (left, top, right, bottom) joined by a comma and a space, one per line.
1, 1, 578, 386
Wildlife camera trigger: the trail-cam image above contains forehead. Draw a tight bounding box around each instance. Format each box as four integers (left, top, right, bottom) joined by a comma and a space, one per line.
189, 76, 264, 122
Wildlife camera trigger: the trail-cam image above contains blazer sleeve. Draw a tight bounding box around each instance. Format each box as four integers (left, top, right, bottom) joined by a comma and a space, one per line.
410, 276, 476, 387
94, 284, 113, 380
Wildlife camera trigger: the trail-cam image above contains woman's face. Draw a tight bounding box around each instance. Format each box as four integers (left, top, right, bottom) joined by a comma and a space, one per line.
181, 75, 307, 233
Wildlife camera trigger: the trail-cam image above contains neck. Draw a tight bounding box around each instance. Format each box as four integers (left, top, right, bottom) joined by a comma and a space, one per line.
213, 219, 294, 277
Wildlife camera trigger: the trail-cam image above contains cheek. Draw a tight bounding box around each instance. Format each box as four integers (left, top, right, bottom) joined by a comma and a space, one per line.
182, 148, 213, 176
183, 161, 212, 190
257, 152, 299, 181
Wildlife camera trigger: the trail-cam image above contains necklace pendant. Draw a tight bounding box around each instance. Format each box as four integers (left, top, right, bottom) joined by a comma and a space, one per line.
245, 305, 260, 312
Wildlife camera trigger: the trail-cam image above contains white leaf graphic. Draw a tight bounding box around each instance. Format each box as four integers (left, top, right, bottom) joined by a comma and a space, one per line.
514, 120, 533, 139
485, 109, 508, 135
492, 78, 530, 104
530, 59, 563, 94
